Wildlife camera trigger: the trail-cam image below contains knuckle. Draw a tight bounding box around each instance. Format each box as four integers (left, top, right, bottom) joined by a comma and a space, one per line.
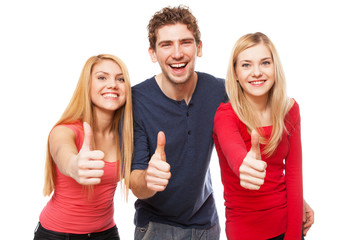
148, 160, 157, 167
147, 183, 156, 191
145, 175, 153, 183
240, 181, 248, 189
146, 167, 154, 176
77, 169, 85, 177
163, 179, 169, 186
239, 165, 248, 173
164, 162, 171, 171
78, 161, 87, 169
78, 178, 86, 185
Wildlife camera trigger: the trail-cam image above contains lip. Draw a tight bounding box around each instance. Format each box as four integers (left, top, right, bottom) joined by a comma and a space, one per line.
249, 80, 266, 87
169, 62, 188, 74
170, 62, 187, 68
102, 92, 119, 98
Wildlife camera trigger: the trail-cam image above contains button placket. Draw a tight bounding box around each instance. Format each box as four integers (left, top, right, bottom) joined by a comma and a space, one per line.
186, 103, 192, 135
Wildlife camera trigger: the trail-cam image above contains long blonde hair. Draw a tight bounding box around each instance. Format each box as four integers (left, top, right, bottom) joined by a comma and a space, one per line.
43, 54, 133, 199
226, 32, 291, 156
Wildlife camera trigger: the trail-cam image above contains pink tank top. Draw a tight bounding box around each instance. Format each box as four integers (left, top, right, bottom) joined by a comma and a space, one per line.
39, 121, 119, 234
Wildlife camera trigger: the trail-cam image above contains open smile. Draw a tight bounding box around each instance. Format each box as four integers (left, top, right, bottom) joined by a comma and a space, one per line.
170, 63, 187, 70
102, 93, 119, 98
249, 80, 266, 86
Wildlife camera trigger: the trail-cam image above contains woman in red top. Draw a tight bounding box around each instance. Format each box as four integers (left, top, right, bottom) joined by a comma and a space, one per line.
34, 54, 133, 239
213, 32, 303, 240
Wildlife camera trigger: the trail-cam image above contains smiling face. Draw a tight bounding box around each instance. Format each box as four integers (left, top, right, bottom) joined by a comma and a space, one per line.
90, 59, 126, 114
235, 43, 275, 101
149, 23, 202, 85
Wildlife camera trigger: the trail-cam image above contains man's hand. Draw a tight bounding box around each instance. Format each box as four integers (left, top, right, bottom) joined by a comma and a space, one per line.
69, 122, 105, 185
239, 130, 267, 190
145, 131, 171, 192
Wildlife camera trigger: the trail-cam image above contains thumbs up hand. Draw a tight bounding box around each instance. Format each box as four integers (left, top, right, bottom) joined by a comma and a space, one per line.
145, 131, 171, 192
70, 122, 105, 185
239, 130, 267, 190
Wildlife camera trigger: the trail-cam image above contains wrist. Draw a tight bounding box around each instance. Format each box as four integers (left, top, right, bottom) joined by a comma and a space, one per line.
67, 154, 79, 179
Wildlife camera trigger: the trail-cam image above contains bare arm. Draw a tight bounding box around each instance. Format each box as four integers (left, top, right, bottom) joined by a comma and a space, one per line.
129, 131, 171, 199
49, 122, 105, 185
130, 169, 157, 199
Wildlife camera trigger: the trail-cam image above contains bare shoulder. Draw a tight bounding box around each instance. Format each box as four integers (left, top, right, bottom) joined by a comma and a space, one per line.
49, 125, 76, 145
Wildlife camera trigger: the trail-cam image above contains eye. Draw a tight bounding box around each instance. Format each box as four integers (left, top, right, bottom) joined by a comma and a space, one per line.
117, 78, 125, 82
242, 63, 250, 68
160, 43, 171, 48
98, 76, 106, 80
262, 61, 271, 65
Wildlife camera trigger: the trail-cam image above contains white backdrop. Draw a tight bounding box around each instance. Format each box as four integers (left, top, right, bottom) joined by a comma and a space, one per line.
1, 0, 359, 239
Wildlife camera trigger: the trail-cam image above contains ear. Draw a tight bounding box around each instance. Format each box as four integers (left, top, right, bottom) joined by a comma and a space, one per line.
196, 41, 203, 57
148, 47, 158, 63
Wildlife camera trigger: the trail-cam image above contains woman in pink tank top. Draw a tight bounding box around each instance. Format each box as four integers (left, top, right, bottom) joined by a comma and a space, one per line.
34, 54, 133, 240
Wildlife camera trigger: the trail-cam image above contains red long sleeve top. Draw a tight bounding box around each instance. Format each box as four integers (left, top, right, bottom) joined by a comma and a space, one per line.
213, 101, 303, 240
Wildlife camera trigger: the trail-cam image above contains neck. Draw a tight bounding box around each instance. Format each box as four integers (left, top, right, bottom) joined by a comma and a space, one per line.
248, 95, 269, 113
155, 72, 197, 104
246, 94, 272, 125
92, 108, 114, 135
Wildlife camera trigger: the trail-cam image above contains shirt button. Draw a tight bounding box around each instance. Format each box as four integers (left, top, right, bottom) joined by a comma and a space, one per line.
188, 130, 191, 135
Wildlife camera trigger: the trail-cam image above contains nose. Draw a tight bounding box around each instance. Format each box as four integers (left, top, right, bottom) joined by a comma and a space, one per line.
172, 43, 184, 59
107, 77, 117, 88
252, 66, 263, 77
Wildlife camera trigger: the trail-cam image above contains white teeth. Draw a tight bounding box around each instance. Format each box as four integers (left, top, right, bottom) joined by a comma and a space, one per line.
103, 93, 118, 98
250, 81, 265, 85
171, 63, 186, 68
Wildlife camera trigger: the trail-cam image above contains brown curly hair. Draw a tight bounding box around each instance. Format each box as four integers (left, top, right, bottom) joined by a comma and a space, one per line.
147, 5, 201, 50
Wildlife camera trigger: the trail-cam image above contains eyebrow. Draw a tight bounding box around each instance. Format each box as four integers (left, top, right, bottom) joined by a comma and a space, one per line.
157, 38, 195, 46
239, 57, 272, 62
261, 57, 272, 61
180, 38, 195, 42
95, 71, 109, 75
94, 71, 123, 76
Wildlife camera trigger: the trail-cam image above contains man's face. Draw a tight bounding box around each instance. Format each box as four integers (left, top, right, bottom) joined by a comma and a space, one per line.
149, 23, 202, 85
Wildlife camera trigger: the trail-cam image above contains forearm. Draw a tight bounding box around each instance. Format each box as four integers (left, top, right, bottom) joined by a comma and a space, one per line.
130, 169, 156, 199
49, 126, 79, 178
52, 146, 78, 178
285, 176, 303, 239
285, 116, 303, 239
213, 110, 248, 176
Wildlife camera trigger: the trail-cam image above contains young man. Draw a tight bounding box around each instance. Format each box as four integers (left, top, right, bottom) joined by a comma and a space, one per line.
129, 5, 313, 240
130, 6, 224, 240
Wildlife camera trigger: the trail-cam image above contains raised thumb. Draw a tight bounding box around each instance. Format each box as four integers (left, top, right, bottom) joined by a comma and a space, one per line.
155, 131, 166, 162
81, 122, 93, 151
251, 129, 261, 160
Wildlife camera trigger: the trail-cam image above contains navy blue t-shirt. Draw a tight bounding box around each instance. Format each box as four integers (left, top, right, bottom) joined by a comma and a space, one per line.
131, 72, 227, 229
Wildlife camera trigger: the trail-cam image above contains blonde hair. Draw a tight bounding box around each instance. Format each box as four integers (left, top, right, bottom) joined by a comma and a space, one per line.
43, 54, 133, 199
226, 32, 291, 156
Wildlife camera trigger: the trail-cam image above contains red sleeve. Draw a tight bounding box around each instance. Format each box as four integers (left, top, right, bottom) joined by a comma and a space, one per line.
213, 103, 248, 177
284, 102, 303, 239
